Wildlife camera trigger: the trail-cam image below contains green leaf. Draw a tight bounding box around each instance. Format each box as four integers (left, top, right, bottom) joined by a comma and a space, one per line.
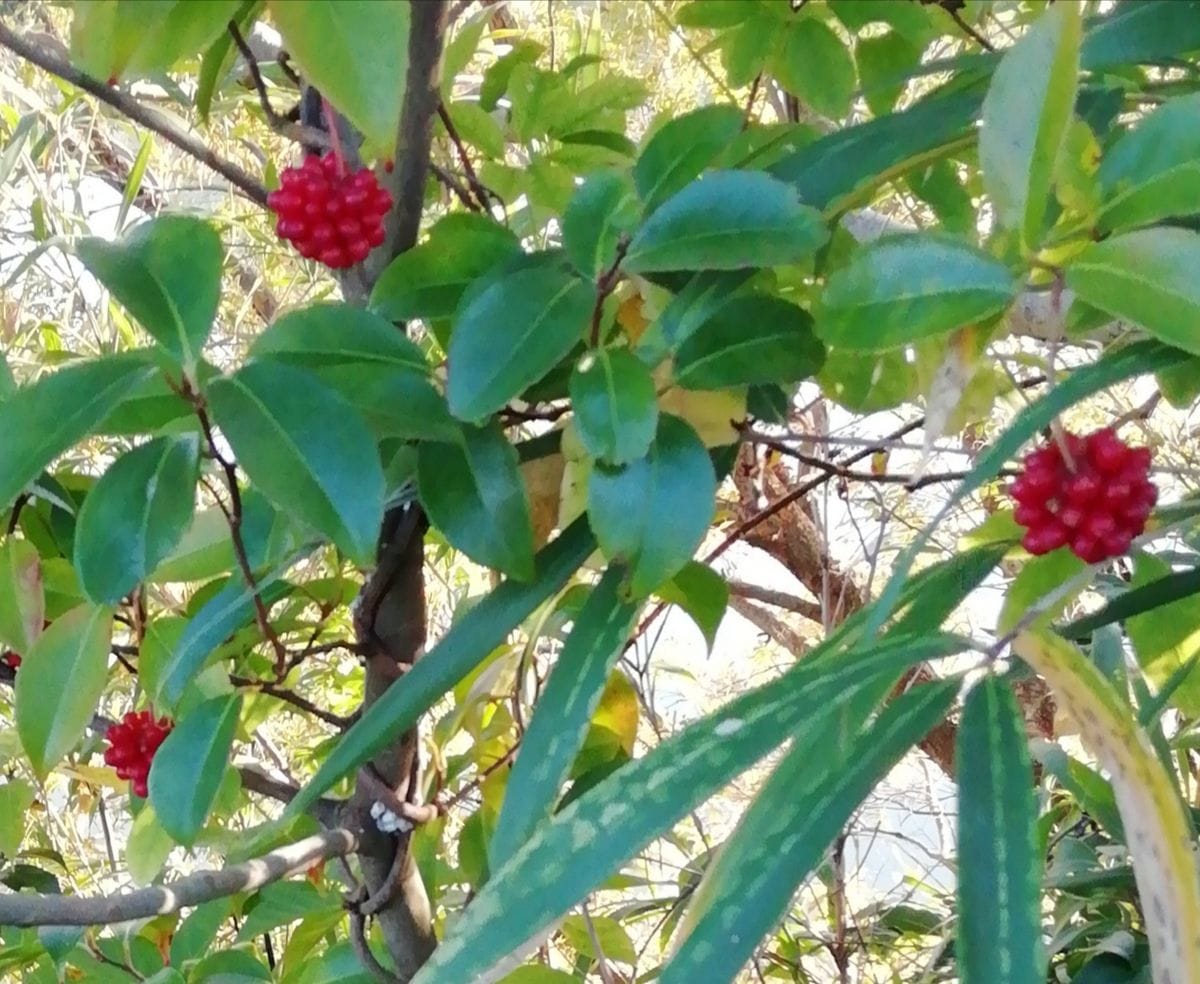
1060, 567, 1200, 641
197, 0, 261, 119
417, 423, 535, 580
208, 361, 385, 564
151, 490, 287, 584
410, 633, 964, 984
906, 159, 975, 235
654, 561, 728, 651
74, 436, 199, 606
237, 881, 331, 942
371, 214, 522, 323
1125, 552, 1200, 716
496, 968, 577, 984
562, 172, 640, 279
979, 3, 1081, 250
560, 914, 636, 965
634, 106, 745, 214
0, 539, 43, 656
770, 19, 857, 120
661, 681, 957, 983
126, 805, 174, 886
1067, 228, 1200, 356
623, 171, 827, 274
149, 694, 241, 845
170, 898, 233, 967
77, 216, 222, 371
818, 236, 1018, 351
0, 780, 33, 857
1098, 94, 1200, 232
479, 40, 543, 112
1081, 0, 1200, 71
305, 364, 458, 443
569, 347, 658, 465
771, 87, 983, 213
1158, 356, 1200, 410
857, 31, 924, 117
998, 548, 1087, 636
490, 568, 638, 869
154, 570, 291, 709
676, 0, 753, 28
675, 294, 825, 389
956, 678, 1044, 984
588, 415, 716, 598
0, 356, 155, 510
447, 266, 593, 422
269, 0, 410, 151
0, 353, 14, 403
865, 340, 1186, 639
15, 604, 112, 777
70, 0, 241, 81
249, 302, 428, 372
284, 520, 596, 818
446, 100, 505, 159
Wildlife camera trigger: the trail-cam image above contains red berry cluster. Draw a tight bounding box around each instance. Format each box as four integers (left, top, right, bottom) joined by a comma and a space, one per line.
1, 651, 20, 670
103, 711, 173, 798
267, 152, 391, 269
1011, 427, 1156, 564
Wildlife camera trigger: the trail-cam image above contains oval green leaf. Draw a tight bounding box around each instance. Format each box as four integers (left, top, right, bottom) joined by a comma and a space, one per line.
623, 170, 828, 274
447, 266, 594, 422
569, 347, 658, 465
0, 356, 155, 510
1067, 228, 1200, 355
562, 171, 640, 278
979, 3, 1081, 250
16, 604, 113, 777
269, 0, 410, 151
417, 422, 535, 580
74, 435, 200, 605
149, 694, 241, 846
77, 216, 222, 371
675, 294, 826, 389
207, 361, 385, 564
818, 236, 1019, 352
587, 414, 716, 598
633, 106, 745, 214
0, 539, 44, 656
249, 302, 429, 372
770, 19, 857, 120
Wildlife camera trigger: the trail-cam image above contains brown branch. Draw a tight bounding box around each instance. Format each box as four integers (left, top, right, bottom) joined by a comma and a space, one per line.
0, 829, 357, 926
944, 3, 995, 51
229, 674, 352, 729
728, 596, 808, 656
726, 579, 823, 623
429, 161, 480, 211
436, 102, 494, 213
227, 21, 328, 148
589, 237, 630, 347
0, 22, 268, 207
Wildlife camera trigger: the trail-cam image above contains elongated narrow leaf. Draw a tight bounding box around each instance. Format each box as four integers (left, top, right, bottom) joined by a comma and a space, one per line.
818, 236, 1018, 352
569, 347, 658, 465
622, 171, 828, 274
1067, 228, 1200, 356
0, 356, 155, 510
979, 3, 1080, 250
155, 571, 292, 710
1098, 93, 1200, 232
284, 520, 597, 819
634, 106, 745, 214
149, 694, 241, 845
269, 0, 410, 150
662, 680, 957, 984
956, 678, 1044, 984
208, 362, 385, 564
490, 568, 639, 869
0, 539, 43, 656
770, 88, 983, 213
1060, 567, 1200, 640
77, 216, 222, 370
74, 435, 199, 605
1080, 0, 1200, 70
865, 340, 1186, 639
197, 0, 261, 119
370, 213, 522, 323
675, 294, 825, 388
0, 780, 33, 858
1125, 552, 1200, 716
418, 423, 536, 580
16, 605, 112, 777
1014, 630, 1200, 984
447, 267, 593, 422
249, 303, 429, 371
588, 415, 716, 598
411, 633, 965, 984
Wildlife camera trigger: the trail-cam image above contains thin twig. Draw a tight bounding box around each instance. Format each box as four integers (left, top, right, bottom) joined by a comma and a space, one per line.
743, 72, 762, 129
436, 102, 495, 212
0, 23, 268, 207
946, 4, 995, 51
227, 22, 327, 149
429, 161, 480, 211
0, 830, 358, 926
589, 237, 630, 347
726, 579, 823, 623
229, 674, 352, 729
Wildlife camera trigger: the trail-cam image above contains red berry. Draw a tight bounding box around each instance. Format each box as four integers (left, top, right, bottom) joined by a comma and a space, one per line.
269, 152, 391, 269
1011, 427, 1155, 564
2, 651, 21, 670
104, 710, 172, 798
